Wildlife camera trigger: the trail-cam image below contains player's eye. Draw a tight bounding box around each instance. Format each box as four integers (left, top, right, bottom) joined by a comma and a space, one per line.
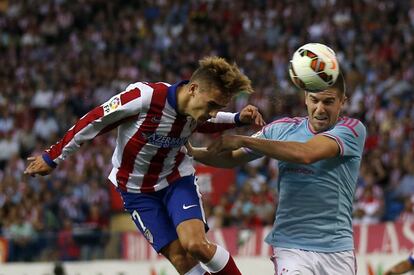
208, 102, 222, 110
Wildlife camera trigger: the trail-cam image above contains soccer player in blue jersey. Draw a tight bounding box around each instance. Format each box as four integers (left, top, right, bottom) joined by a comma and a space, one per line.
188, 73, 366, 274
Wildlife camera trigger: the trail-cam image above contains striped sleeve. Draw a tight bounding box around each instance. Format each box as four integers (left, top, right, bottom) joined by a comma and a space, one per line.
45, 85, 143, 165
195, 112, 244, 133
320, 118, 366, 157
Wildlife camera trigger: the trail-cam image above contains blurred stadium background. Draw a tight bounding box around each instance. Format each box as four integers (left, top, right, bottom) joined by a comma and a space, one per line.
0, 0, 414, 274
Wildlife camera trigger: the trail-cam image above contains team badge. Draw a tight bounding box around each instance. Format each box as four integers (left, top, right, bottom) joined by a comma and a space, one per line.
109, 97, 120, 110
103, 96, 121, 114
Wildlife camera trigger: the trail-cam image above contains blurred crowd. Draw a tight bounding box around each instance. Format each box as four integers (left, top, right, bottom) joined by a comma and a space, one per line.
1, 0, 414, 262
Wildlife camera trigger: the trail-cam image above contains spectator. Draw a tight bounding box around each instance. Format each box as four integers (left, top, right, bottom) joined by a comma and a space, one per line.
32, 111, 59, 142
6, 207, 36, 261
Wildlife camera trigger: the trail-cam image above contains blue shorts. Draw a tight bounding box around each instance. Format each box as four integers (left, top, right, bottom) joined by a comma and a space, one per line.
118, 175, 208, 253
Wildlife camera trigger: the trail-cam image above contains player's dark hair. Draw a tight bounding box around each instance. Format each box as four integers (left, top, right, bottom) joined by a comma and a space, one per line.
190, 56, 254, 96
332, 69, 346, 98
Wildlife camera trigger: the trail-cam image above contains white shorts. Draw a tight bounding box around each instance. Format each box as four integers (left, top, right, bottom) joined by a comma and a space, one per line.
270, 247, 356, 275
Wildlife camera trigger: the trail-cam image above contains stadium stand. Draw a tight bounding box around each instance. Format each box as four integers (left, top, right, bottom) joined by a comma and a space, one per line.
0, 0, 413, 263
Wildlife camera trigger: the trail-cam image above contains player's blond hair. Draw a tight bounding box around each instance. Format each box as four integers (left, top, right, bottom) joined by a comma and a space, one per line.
190, 56, 254, 96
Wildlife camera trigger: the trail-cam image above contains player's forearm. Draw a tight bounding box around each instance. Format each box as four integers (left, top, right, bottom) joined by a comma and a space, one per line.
47, 101, 138, 164
240, 136, 314, 164
385, 260, 414, 274
46, 106, 104, 164
195, 112, 243, 133
191, 148, 240, 168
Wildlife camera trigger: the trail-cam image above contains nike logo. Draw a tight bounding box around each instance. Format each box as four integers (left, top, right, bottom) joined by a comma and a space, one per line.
183, 204, 198, 210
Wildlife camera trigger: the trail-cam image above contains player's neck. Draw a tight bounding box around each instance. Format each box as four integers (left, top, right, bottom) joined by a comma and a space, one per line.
176, 84, 190, 117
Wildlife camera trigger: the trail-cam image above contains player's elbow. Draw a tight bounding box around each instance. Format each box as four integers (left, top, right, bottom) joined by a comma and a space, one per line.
297, 151, 318, 164
300, 156, 315, 165
295, 156, 312, 164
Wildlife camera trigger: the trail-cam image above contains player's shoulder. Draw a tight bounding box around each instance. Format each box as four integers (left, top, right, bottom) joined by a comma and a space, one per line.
266, 116, 306, 129
123, 82, 171, 105
334, 117, 366, 137
269, 116, 305, 125
125, 81, 171, 92
336, 117, 365, 130
261, 116, 306, 136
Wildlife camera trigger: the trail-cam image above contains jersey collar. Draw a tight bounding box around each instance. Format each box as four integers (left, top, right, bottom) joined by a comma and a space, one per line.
167, 80, 189, 113
306, 117, 341, 135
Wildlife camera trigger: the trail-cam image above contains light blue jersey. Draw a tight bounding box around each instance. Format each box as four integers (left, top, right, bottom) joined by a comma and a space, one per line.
248, 116, 366, 252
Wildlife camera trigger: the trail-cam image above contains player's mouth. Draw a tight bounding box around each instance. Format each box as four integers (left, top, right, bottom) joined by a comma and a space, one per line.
314, 116, 328, 122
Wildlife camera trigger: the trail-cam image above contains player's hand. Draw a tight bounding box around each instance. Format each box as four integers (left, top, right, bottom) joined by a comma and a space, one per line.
207, 135, 243, 154
24, 155, 54, 177
185, 141, 194, 156
383, 260, 414, 275
239, 105, 266, 127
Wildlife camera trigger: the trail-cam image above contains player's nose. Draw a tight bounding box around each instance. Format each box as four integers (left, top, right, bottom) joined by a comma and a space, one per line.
315, 103, 325, 113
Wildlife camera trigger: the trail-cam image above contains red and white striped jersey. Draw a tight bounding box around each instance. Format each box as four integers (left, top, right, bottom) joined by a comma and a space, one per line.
45, 81, 243, 193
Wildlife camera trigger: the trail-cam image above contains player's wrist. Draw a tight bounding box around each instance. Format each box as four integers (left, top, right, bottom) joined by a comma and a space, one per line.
409, 254, 414, 266
234, 112, 248, 126
42, 153, 57, 169
236, 135, 248, 148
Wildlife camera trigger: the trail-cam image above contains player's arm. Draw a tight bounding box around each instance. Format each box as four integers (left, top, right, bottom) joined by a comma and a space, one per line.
195, 105, 265, 133
207, 134, 339, 164
24, 85, 143, 176
384, 256, 414, 275
188, 144, 260, 168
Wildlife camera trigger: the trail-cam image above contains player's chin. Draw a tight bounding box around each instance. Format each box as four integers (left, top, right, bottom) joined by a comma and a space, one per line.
312, 119, 330, 131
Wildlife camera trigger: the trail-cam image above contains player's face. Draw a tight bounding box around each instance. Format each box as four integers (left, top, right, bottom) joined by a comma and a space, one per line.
188, 83, 231, 122
305, 88, 345, 133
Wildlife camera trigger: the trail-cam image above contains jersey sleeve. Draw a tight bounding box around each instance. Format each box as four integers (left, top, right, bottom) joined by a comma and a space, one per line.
320, 118, 366, 157
195, 112, 245, 133
44, 84, 143, 166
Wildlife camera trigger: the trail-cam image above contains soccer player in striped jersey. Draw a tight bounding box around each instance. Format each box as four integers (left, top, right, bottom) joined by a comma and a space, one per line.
24, 56, 265, 275
188, 73, 366, 275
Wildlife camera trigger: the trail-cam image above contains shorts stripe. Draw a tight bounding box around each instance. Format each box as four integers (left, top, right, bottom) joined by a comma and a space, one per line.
193, 177, 206, 224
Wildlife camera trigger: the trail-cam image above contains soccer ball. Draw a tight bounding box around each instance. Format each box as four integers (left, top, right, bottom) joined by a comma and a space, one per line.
289, 43, 339, 92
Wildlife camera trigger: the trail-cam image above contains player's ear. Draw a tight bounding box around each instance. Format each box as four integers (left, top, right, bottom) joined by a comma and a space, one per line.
339, 92, 347, 105
188, 83, 198, 96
